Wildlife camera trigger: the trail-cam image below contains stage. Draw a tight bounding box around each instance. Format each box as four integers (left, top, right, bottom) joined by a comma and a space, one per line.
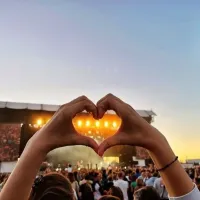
0, 101, 156, 168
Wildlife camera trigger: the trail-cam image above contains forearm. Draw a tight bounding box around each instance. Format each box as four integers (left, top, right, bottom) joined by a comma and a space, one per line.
0, 140, 46, 200
148, 129, 194, 197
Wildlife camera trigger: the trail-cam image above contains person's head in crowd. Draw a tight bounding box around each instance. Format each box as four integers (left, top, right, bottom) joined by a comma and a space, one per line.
113, 173, 117, 181
85, 174, 91, 180
134, 186, 160, 200
197, 184, 200, 191
140, 170, 146, 178
117, 172, 124, 180
39, 162, 51, 175
80, 182, 94, 200
68, 172, 75, 183
29, 173, 75, 200
135, 179, 145, 191
108, 175, 113, 182
99, 195, 120, 200
0, 173, 7, 183
151, 168, 155, 173
106, 181, 114, 192
136, 168, 140, 174
81, 173, 93, 185
125, 170, 129, 176
60, 169, 67, 177
188, 168, 195, 180
137, 178, 145, 186
102, 169, 107, 175
132, 174, 137, 182
94, 172, 101, 182
196, 166, 200, 175
108, 169, 112, 175
109, 186, 124, 200
146, 170, 151, 178
195, 177, 200, 185
129, 169, 133, 173
0, 174, 10, 187
73, 171, 79, 182
152, 172, 159, 178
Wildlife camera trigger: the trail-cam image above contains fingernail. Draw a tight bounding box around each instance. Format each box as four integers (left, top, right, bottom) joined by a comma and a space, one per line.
98, 151, 103, 157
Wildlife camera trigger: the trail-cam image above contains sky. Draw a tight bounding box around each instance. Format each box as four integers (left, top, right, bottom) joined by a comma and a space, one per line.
0, 0, 200, 161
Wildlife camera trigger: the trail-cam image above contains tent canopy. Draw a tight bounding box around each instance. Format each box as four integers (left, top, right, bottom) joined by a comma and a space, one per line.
0, 101, 156, 117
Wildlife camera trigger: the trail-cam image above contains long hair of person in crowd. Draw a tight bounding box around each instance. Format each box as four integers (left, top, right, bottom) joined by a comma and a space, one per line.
134, 186, 161, 200
109, 186, 124, 200
68, 172, 80, 199
73, 171, 80, 183
135, 179, 145, 192
79, 182, 94, 200
29, 173, 75, 200
68, 172, 75, 183
99, 195, 120, 200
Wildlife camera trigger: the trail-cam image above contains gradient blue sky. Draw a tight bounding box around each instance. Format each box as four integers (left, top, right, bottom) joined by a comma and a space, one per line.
0, 1, 200, 160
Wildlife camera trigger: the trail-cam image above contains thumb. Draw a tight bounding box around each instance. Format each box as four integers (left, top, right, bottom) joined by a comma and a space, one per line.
76, 135, 99, 154
98, 134, 120, 157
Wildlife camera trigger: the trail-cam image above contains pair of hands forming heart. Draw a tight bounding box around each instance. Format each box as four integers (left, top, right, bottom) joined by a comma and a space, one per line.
31, 94, 163, 156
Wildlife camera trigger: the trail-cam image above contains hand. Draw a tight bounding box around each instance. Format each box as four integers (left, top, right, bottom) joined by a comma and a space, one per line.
29, 96, 99, 154
97, 94, 166, 156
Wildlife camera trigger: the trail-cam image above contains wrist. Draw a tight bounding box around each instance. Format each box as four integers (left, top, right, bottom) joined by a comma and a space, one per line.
26, 131, 50, 156
145, 127, 176, 167
149, 141, 176, 169
146, 127, 170, 152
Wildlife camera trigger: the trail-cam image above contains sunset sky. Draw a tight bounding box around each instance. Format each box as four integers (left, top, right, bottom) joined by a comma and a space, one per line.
0, 1, 200, 161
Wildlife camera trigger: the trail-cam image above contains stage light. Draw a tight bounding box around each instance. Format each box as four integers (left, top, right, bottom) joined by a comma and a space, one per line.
34, 124, 38, 128
37, 119, 43, 126
77, 120, 82, 127
95, 121, 100, 127
113, 121, 117, 128
104, 121, 109, 127
86, 120, 90, 127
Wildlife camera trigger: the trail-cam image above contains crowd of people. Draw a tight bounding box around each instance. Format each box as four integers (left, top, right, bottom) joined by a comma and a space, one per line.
0, 94, 200, 200
1, 162, 200, 200
0, 124, 20, 161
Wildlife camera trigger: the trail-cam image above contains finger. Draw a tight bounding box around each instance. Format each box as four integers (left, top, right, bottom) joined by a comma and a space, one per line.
97, 93, 123, 105
59, 96, 88, 111
61, 95, 88, 108
98, 134, 120, 157
71, 99, 98, 119
76, 135, 99, 154
68, 95, 88, 104
97, 95, 122, 119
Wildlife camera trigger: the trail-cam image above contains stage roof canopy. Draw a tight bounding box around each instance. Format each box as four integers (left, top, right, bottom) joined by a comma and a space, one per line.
0, 101, 156, 118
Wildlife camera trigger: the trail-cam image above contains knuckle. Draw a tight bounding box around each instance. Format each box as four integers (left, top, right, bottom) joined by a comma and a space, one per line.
59, 104, 66, 111
107, 93, 114, 98
80, 95, 88, 100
